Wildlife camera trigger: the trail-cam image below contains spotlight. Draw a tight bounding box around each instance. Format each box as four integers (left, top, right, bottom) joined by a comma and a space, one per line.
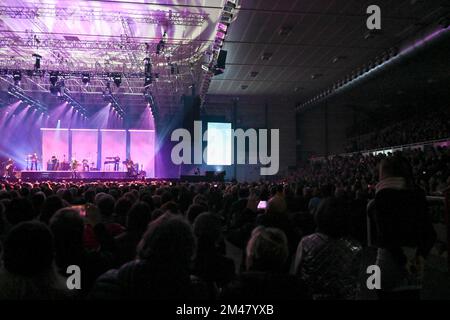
50, 72, 59, 86
13, 71, 21, 84
82, 73, 90, 85
32, 53, 42, 70
144, 75, 152, 87
113, 74, 122, 87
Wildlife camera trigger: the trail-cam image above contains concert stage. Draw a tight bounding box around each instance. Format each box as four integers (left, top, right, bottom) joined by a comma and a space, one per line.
19, 170, 134, 181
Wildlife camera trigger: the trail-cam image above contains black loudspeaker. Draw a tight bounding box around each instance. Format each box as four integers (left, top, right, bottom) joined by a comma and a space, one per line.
214, 50, 227, 75
192, 95, 201, 121
182, 95, 201, 133
217, 50, 227, 69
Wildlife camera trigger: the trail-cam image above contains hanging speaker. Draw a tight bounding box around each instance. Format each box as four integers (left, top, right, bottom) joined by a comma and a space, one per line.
214, 50, 227, 75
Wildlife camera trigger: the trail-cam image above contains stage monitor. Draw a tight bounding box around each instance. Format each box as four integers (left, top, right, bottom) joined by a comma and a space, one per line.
206, 122, 232, 166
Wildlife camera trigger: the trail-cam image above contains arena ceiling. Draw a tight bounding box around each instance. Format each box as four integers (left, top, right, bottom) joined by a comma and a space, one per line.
0, 0, 448, 116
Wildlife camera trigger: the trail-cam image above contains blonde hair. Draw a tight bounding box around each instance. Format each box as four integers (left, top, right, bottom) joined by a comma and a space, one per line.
246, 227, 288, 272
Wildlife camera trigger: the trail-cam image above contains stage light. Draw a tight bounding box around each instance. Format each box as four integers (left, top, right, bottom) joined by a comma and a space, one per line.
50, 72, 59, 86
144, 75, 152, 87
82, 73, 90, 85
218, 23, 228, 33
32, 53, 42, 70
113, 74, 122, 87
13, 71, 21, 84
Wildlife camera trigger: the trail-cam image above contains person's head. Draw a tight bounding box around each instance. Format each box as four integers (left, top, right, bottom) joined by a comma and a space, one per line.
152, 195, 161, 208
114, 197, 133, 225
192, 194, 208, 207
49, 208, 85, 267
127, 201, 152, 235
379, 156, 413, 183
238, 187, 250, 199
314, 197, 348, 238
95, 193, 115, 219
246, 227, 288, 272
5, 198, 34, 226
266, 195, 287, 214
193, 212, 222, 248
151, 208, 164, 221
139, 192, 155, 212
83, 188, 96, 203
137, 214, 195, 270
41, 192, 66, 220
161, 191, 174, 205
2, 221, 55, 277
31, 191, 46, 214
186, 204, 208, 225
161, 201, 180, 215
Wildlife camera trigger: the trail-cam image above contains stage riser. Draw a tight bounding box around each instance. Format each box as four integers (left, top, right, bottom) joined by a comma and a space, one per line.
20, 171, 129, 180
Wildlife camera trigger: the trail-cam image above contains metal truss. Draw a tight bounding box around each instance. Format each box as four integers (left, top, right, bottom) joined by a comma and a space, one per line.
0, 5, 208, 26
0, 68, 192, 104
0, 36, 202, 54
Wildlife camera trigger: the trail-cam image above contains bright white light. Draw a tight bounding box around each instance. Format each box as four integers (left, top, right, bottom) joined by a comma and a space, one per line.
207, 122, 232, 166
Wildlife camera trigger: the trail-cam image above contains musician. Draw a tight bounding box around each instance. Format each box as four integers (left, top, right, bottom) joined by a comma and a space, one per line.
71, 159, 79, 179
82, 159, 89, 172
51, 155, 58, 171
124, 159, 135, 177
31, 153, 38, 171
114, 156, 120, 172
5, 158, 14, 178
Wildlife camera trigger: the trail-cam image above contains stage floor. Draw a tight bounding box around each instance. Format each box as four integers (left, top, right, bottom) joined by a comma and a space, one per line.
19, 170, 133, 181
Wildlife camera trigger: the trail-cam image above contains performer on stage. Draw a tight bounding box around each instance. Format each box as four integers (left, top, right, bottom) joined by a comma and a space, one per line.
4, 158, 14, 179
82, 159, 89, 172
114, 156, 120, 172
31, 153, 38, 171
51, 155, 58, 171
71, 159, 79, 179
124, 159, 135, 177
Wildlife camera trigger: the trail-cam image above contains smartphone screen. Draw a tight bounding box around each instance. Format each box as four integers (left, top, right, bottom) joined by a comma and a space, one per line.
257, 201, 268, 210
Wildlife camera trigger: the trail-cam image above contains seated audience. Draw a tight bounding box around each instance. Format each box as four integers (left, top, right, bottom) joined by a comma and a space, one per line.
115, 201, 152, 266
0, 221, 70, 300
192, 213, 235, 293
89, 214, 208, 299
222, 226, 309, 300
295, 197, 362, 300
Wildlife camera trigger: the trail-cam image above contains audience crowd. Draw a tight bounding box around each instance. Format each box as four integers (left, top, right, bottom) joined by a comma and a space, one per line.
346, 108, 450, 152
0, 147, 445, 300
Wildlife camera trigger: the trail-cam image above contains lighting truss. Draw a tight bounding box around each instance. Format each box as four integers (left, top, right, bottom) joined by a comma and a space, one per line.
7, 84, 48, 114
144, 88, 159, 120
103, 90, 125, 118
60, 89, 88, 118
0, 36, 200, 54
0, 5, 208, 26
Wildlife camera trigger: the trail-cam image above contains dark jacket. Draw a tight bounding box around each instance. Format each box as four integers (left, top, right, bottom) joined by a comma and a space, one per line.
371, 188, 436, 256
